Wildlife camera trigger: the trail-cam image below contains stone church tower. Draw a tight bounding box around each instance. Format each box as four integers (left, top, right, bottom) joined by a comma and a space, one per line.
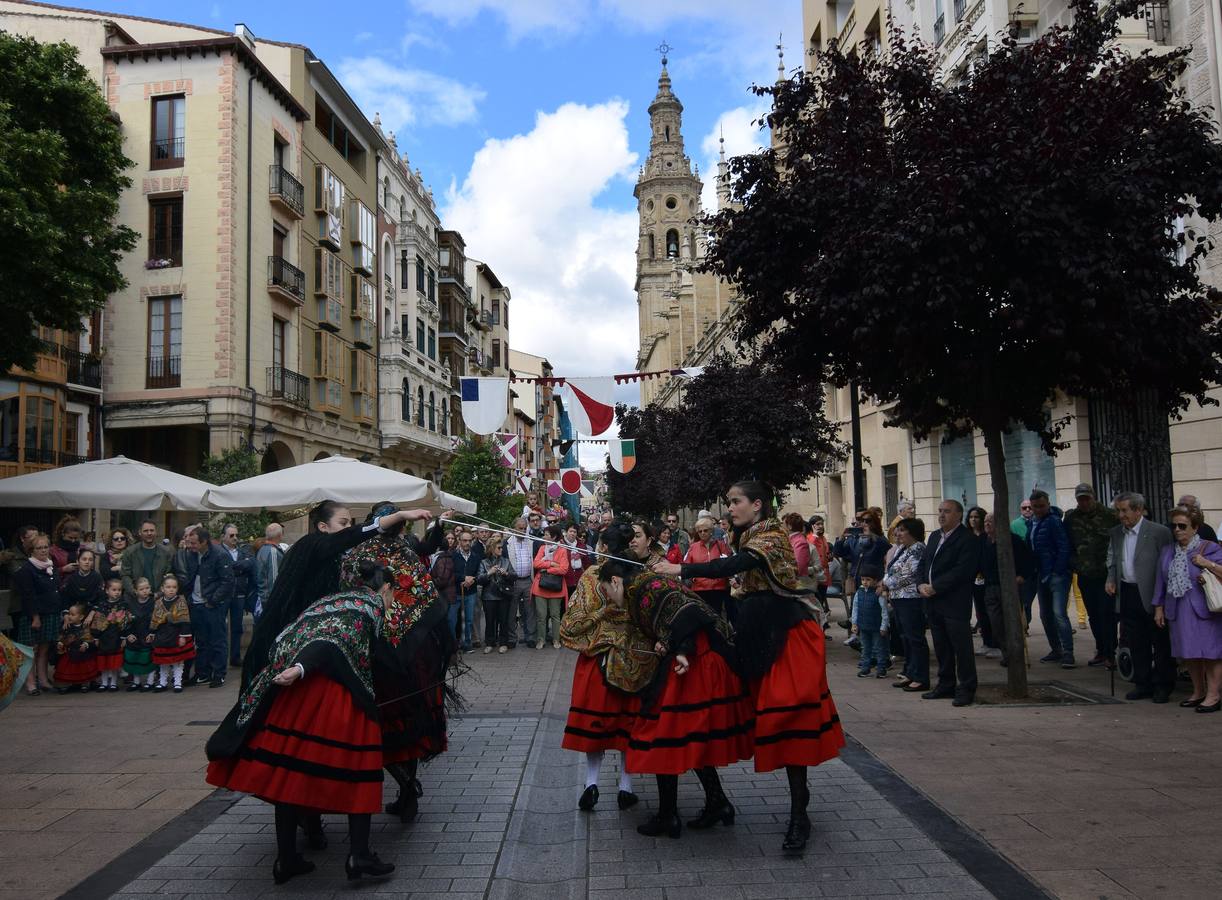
634, 55, 703, 407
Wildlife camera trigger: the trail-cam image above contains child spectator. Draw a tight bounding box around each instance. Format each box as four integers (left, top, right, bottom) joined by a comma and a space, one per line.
124, 577, 158, 691
91, 576, 131, 691
851, 564, 890, 678
149, 573, 193, 693
54, 601, 98, 692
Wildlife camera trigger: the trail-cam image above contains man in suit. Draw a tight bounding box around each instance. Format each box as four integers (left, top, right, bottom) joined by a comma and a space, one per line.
1106, 492, 1174, 702
917, 499, 981, 706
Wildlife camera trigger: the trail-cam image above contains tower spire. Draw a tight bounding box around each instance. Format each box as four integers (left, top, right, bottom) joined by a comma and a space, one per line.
716, 124, 731, 210
777, 33, 785, 81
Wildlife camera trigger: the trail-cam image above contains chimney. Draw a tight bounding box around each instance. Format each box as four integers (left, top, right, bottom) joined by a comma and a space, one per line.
234, 23, 256, 50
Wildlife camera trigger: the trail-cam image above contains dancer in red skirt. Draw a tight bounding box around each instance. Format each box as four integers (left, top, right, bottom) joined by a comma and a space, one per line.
597, 560, 753, 839
54, 602, 98, 690
654, 480, 846, 854
558, 522, 657, 812
206, 561, 398, 885
340, 503, 457, 824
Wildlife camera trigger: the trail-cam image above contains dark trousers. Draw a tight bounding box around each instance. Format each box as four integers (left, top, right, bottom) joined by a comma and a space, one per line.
1019, 578, 1038, 627
892, 598, 929, 684
983, 584, 1008, 663
483, 593, 512, 648
226, 591, 245, 665
1078, 574, 1114, 659
972, 582, 995, 647
193, 602, 227, 681
928, 600, 977, 696
1119, 582, 1174, 692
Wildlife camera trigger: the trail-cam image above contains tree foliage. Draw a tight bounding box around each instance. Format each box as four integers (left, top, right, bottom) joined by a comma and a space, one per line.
442, 439, 523, 528
198, 447, 274, 542
702, 0, 1222, 694
0, 32, 137, 371
606, 355, 846, 516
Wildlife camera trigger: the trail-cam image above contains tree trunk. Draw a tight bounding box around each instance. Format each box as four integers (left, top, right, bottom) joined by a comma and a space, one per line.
981, 424, 1029, 698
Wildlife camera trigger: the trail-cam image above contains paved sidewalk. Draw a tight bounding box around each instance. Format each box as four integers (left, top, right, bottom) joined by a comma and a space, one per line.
98, 647, 1007, 900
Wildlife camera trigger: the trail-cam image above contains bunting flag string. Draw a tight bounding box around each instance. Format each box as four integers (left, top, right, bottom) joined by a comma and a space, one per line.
508, 366, 705, 386
552, 438, 610, 446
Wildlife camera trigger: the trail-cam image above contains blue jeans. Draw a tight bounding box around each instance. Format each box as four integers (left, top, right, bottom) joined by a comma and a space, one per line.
226, 591, 246, 664
193, 602, 227, 681
448, 592, 477, 650
858, 629, 888, 672
891, 598, 929, 684
1037, 573, 1073, 659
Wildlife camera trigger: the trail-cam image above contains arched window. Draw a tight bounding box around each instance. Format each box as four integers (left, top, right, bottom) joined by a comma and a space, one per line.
416, 386, 425, 426
647, 233, 655, 259
664, 125, 670, 141
383, 176, 391, 209
428, 391, 436, 431
441, 399, 448, 435
401, 378, 410, 420
666, 229, 679, 259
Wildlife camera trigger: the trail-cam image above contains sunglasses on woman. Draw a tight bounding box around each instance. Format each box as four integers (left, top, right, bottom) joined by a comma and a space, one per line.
1172, 522, 1193, 531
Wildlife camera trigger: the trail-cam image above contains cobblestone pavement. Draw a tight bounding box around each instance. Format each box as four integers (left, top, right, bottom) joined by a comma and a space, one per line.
102, 646, 1015, 900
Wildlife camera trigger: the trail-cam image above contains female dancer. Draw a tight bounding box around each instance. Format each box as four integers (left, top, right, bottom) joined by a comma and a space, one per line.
339, 503, 457, 824
238, 500, 432, 850
557, 522, 652, 812
654, 481, 845, 853
598, 559, 753, 838
206, 560, 398, 884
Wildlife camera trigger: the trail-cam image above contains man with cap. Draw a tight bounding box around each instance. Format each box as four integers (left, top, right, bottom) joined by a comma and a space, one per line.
1063, 483, 1119, 667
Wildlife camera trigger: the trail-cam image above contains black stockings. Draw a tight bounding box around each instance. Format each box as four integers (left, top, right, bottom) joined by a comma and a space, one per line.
386, 758, 418, 797
348, 813, 371, 856
655, 774, 679, 817
693, 766, 726, 806
273, 804, 372, 858
786, 765, 810, 818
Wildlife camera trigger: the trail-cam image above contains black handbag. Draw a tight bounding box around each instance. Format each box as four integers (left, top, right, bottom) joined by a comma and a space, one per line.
537, 572, 563, 592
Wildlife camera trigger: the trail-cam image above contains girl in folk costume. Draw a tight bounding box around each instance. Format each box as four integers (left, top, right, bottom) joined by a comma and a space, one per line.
124, 577, 158, 691
90, 576, 132, 691
60, 548, 104, 690
206, 561, 398, 885
54, 601, 98, 692
339, 503, 458, 825
654, 481, 846, 854
558, 522, 652, 812
149, 574, 193, 693
596, 562, 753, 838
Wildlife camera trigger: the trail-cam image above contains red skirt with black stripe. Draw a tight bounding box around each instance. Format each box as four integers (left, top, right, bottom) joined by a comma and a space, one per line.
751, 619, 844, 773
562, 653, 640, 753
96, 652, 124, 671
55, 655, 98, 684
152, 638, 195, 665
382, 681, 448, 765
626, 632, 754, 775
206, 676, 384, 814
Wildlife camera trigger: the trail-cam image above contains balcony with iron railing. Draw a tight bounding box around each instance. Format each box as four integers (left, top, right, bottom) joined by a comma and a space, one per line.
150, 136, 184, 169
439, 319, 468, 344
146, 355, 180, 389
471, 309, 494, 331
269, 165, 305, 218
268, 256, 306, 304
1144, 1, 1170, 44
266, 365, 309, 408
64, 348, 101, 390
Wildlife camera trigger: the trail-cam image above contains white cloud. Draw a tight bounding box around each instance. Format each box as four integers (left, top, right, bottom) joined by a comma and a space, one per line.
335, 57, 486, 130
407, 0, 579, 37
699, 103, 770, 211
442, 101, 642, 468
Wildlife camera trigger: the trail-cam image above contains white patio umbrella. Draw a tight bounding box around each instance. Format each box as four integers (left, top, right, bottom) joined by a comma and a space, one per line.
203, 455, 476, 514
0, 455, 216, 511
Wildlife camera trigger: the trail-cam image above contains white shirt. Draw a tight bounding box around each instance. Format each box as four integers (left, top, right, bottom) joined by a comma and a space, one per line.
1121, 517, 1144, 584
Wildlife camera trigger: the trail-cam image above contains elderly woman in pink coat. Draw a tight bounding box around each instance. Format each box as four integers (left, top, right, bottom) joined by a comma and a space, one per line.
1152, 506, 1222, 714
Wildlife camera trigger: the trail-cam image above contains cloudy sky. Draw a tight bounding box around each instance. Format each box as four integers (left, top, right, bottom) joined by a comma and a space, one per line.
103, 0, 800, 464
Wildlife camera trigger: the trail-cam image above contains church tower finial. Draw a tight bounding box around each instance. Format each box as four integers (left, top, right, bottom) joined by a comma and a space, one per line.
777, 33, 786, 81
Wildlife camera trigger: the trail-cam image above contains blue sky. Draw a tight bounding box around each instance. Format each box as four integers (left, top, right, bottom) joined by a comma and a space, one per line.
89, 0, 801, 462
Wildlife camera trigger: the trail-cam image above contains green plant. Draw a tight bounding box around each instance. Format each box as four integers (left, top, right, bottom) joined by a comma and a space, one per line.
199, 446, 273, 542
442, 439, 523, 528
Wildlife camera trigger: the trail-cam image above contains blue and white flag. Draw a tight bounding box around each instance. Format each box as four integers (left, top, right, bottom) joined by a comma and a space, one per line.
459, 377, 509, 435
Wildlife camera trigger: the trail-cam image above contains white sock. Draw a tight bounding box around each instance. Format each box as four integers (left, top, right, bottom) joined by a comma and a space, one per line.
146, 671, 157, 686
160, 665, 171, 687
618, 765, 633, 793
172, 663, 183, 688
585, 751, 604, 788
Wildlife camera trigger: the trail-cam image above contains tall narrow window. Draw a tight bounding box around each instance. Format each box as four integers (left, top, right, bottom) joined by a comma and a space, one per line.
147, 295, 182, 388
492, 299, 500, 325
148, 196, 183, 266
151, 95, 185, 168
428, 391, 436, 431
401, 378, 411, 420
272, 318, 287, 372
416, 318, 426, 353
427, 327, 436, 360
416, 386, 425, 426
491, 339, 501, 369
666, 229, 680, 259
427, 269, 436, 302
416, 255, 425, 293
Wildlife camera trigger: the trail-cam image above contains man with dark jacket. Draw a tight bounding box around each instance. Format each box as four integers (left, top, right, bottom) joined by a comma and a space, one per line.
1064, 484, 1120, 667
451, 530, 482, 653
917, 499, 980, 706
120, 519, 174, 598
1028, 489, 1074, 668
180, 528, 235, 688
219, 524, 256, 668
981, 513, 1036, 667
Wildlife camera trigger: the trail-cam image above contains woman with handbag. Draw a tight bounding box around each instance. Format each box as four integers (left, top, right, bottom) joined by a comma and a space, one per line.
532, 524, 570, 648
1152, 505, 1222, 713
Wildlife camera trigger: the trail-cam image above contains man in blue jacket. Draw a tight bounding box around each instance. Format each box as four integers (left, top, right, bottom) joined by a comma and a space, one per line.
180, 528, 235, 688
1028, 490, 1074, 668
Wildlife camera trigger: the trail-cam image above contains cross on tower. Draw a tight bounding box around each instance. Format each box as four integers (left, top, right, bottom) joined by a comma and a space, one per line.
655, 40, 673, 66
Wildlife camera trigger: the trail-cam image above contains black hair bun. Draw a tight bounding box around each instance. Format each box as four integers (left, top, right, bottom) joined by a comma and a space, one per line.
599, 521, 635, 555
356, 559, 388, 590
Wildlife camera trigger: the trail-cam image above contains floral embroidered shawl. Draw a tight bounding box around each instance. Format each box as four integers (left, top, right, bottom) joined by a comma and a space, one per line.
737, 518, 818, 607
625, 572, 734, 651
339, 535, 440, 648
560, 563, 658, 693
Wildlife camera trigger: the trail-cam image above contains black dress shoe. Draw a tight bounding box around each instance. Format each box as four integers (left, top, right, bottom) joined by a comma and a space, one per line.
921, 687, 956, 700
952, 694, 974, 708
687, 799, 734, 829
1125, 688, 1154, 701
578, 784, 599, 811
272, 855, 315, 885
1196, 700, 1221, 714
617, 790, 639, 810
1179, 697, 1204, 708
902, 682, 929, 692
345, 851, 394, 880
781, 814, 812, 853
636, 812, 681, 838
386, 778, 423, 822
